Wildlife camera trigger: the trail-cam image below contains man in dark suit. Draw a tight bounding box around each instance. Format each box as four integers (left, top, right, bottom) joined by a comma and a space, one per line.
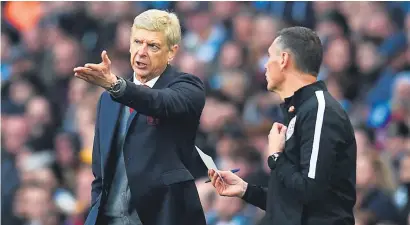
74, 9, 207, 225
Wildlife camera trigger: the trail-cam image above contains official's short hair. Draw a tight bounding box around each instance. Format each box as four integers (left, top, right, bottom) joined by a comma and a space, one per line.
276, 26, 323, 77
132, 9, 181, 49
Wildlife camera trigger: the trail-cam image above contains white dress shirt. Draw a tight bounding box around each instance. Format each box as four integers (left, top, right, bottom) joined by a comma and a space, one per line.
132, 72, 160, 88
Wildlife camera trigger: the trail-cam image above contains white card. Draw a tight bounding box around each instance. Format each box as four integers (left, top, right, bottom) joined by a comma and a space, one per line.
195, 146, 218, 170
195, 146, 224, 183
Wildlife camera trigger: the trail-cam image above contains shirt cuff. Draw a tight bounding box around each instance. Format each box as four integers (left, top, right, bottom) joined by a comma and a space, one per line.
241, 183, 253, 201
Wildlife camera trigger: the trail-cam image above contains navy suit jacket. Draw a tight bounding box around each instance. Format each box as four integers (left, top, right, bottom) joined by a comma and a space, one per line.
85, 65, 207, 225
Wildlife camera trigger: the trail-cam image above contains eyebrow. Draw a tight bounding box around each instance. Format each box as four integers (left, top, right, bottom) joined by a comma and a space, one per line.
134, 38, 162, 47
148, 41, 161, 46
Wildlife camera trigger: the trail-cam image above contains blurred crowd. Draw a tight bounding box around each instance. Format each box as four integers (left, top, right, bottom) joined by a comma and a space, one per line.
1, 1, 410, 225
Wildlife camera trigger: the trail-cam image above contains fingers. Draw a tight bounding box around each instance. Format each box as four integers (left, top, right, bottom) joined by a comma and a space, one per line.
270, 122, 279, 134
215, 176, 226, 195
218, 170, 232, 177
208, 169, 216, 184
74, 67, 101, 77
215, 176, 223, 188
211, 171, 219, 187
208, 169, 215, 178
75, 72, 92, 82
74, 66, 94, 73
101, 50, 111, 65
270, 122, 286, 134
280, 126, 287, 135
84, 63, 103, 72
74, 72, 87, 81
74, 66, 102, 84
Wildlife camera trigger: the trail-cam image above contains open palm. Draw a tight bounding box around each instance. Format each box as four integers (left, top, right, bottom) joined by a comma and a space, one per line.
73, 50, 116, 89
208, 169, 246, 198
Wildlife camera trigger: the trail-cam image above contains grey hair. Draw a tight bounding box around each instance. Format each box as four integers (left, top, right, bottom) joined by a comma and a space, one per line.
132, 9, 181, 48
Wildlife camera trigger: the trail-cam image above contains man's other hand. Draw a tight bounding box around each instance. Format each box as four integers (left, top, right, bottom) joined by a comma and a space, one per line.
73, 50, 117, 89
268, 122, 287, 155
208, 169, 248, 198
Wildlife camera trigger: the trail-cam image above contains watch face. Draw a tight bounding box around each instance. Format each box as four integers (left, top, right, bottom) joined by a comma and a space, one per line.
268, 156, 276, 170
112, 81, 122, 92
113, 82, 121, 90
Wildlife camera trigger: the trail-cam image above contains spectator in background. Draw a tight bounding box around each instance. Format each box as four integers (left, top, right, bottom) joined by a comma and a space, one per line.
63, 164, 94, 225
25, 96, 57, 152
390, 73, 410, 125
229, 146, 261, 180
354, 124, 377, 156
247, 15, 282, 88
385, 121, 410, 172
315, 10, 349, 41
206, 197, 252, 225
231, 10, 254, 46
54, 131, 82, 191
14, 182, 60, 225
355, 152, 400, 225
183, 2, 227, 64
394, 153, 410, 225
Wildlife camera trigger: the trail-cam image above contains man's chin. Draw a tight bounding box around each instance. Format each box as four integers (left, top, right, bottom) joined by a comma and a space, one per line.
133, 67, 149, 76
267, 83, 275, 92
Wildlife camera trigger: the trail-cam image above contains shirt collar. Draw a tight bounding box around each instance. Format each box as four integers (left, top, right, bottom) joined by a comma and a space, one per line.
132, 72, 160, 88
281, 80, 328, 111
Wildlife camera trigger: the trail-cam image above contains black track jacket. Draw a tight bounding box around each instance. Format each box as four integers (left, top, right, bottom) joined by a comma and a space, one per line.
242, 81, 357, 225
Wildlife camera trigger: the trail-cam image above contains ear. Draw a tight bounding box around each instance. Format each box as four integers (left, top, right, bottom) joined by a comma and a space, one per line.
167, 45, 179, 63
280, 52, 290, 71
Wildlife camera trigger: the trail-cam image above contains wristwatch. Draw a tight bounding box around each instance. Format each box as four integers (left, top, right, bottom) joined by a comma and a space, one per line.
267, 152, 282, 170
107, 77, 125, 95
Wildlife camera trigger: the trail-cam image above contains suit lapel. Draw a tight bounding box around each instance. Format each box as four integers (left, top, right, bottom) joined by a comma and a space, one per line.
124, 75, 140, 134
152, 65, 175, 90
126, 109, 138, 135
124, 65, 175, 133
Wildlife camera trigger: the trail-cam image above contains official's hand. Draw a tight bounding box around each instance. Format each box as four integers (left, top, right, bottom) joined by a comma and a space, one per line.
208, 169, 248, 198
73, 50, 117, 89
268, 122, 287, 155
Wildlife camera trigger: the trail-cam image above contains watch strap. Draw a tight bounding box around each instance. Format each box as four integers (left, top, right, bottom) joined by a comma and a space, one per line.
267, 152, 282, 170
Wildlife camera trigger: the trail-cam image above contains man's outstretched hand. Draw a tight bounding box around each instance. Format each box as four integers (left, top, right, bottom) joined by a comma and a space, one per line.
208, 169, 248, 198
73, 50, 117, 89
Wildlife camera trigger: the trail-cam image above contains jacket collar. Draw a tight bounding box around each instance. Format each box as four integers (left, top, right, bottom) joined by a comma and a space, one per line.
281, 80, 327, 112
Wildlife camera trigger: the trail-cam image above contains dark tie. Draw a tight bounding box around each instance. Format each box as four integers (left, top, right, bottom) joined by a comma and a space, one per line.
129, 84, 150, 114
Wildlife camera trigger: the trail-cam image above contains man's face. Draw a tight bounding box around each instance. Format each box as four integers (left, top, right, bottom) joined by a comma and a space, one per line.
265, 38, 286, 92
356, 156, 375, 189
214, 196, 244, 220
129, 29, 178, 78
24, 187, 52, 220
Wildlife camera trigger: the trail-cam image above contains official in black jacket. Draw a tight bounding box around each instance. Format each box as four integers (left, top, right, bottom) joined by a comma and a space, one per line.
209, 26, 357, 225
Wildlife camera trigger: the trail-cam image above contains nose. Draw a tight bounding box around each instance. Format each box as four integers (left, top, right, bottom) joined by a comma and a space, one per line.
263, 58, 269, 70
137, 43, 148, 56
